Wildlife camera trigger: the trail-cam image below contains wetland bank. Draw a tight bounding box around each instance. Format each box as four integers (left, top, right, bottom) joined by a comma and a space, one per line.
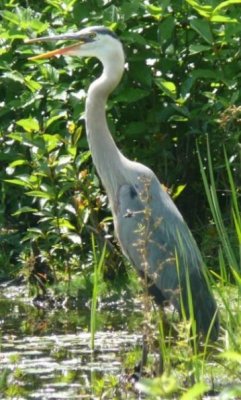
1, 0, 241, 398
0, 280, 240, 399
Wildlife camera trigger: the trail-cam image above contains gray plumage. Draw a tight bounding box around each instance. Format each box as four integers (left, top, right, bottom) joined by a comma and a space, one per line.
29, 26, 219, 341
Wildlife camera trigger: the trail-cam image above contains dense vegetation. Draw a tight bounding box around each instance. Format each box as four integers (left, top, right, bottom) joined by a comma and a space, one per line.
1, 0, 241, 398
1, 0, 240, 291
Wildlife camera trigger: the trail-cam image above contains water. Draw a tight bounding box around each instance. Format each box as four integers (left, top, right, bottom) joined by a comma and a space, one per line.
0, 285, 143, 399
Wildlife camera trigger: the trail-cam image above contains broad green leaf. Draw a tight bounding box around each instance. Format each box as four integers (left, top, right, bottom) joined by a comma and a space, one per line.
210, 15, 237, 22
155, 79, 177, 99
125, 121, 146, 137
136, 375, 177, 396
0, 10, 19, 25
58, 183, 76, 199
1, 9, 48, 31
172, 185, 187, 199
145, 4, 163, 19
5, 178, 30, 187
67, 146, 77, 158
181, 382, 209, 400
76, 151, 91, 168
191, 69, 220, 79
116, 88, 149, 103
189, 44, 211, 54
45, 113, 67, 129
42, 134, 62, 152
26, 190, 53, 199
12, 207, 38, 216
2, 71, 24, 84
73, 127, 82, 147
27, 20, 49, 32
158, 16, 175, 46
190, 19, 213, 44
67, 233, 82, 245
16, 118, 40, 133
57, 155, 73, 167
121, 31, 147, 45
213, 0, 241, 14
121, 1, 140, 20
9, 159, 28, 168
54, 218, 75, 230
185, 0, 212, 17
8, 132, 25, 143
24, 76, 42, 92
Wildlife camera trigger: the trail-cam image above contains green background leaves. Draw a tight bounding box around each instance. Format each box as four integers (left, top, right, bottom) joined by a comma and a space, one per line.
0, 0, 241, 281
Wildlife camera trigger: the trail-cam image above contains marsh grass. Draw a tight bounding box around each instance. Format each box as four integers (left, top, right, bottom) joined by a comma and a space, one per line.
90, 234, 106, 351
86, 147, 241, 400
119, 143, 241, 398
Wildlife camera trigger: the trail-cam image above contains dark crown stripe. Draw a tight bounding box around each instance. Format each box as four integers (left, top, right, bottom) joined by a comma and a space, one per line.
94, 27, 118, 40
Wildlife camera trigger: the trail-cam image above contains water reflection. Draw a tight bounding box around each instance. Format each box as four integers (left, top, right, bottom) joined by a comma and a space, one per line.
0, 291, 143, 399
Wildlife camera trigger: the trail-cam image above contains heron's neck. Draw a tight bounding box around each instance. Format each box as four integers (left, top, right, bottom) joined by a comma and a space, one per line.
85, 51, 126, 204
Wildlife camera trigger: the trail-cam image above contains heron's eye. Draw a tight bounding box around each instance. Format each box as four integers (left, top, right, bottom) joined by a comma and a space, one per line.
89, 32, 97, 40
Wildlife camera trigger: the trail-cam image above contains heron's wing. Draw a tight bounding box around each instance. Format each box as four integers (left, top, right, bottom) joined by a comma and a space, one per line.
116, 176, 219, 339
116, 177, 202, 297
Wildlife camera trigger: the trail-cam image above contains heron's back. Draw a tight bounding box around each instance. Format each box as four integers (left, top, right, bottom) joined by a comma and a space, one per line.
115, 172, 219, 340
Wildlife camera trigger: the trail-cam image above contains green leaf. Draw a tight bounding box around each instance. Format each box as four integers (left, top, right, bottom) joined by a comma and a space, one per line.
155, 79, 177, 99
121, 1, 140, 20
45, 113, 67, 129
181, 382, 209, 400
55, 218, 76, 230
73, 126, 82, 147
218, 351, 241, 363
12, 207, 38, 216
5, 178, 32, 188
9, 159, 28, 168
213, 0, 241, 14
0, 10, 19, 25
24, 76, 42, 92
67, 233, 82, 245
210, 15, 237, 22
26, 190, 53, 199
172, 184, 187, 199
2, 71, 24, 85
189, 44, 211, 54
191, 69, 220, 79
125, 121, 146, 137
190, 19, 213, 44
42, 134, 62, 152
116, 88, 149, 103
158, 16, 175, 46
145, 4, 163, 19
16, 118, 40, 133
136, 375, 177, 396
185, 0, 212, 17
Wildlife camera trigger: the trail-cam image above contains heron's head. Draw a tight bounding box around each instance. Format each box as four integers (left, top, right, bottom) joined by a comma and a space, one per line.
26, 26, 123, 63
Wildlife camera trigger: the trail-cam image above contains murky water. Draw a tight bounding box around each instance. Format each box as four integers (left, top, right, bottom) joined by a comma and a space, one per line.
0, 285, 143, 399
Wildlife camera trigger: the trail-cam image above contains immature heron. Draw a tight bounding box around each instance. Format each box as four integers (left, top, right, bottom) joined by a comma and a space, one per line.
27, 26, 219, 340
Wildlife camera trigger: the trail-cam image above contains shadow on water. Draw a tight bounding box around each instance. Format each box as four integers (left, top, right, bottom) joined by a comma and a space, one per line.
0, 284, 144, 399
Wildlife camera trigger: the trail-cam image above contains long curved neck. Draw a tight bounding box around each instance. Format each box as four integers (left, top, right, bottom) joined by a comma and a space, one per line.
85, 48, 126, 205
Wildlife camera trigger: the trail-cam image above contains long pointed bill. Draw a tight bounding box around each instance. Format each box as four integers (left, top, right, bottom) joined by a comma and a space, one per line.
26, 32, 85, 61
28, 42, 83, 61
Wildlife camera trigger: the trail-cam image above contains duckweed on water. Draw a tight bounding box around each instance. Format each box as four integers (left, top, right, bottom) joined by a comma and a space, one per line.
0, 284, 241, 399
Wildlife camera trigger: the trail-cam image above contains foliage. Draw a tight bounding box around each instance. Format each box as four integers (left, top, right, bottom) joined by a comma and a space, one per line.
0, 0, 241, 290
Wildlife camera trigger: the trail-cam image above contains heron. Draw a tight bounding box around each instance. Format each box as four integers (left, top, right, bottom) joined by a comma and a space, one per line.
27, 26, 219, 341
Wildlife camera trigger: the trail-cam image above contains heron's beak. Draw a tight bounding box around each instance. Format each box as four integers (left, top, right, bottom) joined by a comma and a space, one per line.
25, 32, 85, 61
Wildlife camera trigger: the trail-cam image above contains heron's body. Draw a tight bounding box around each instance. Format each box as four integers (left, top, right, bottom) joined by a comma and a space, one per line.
28, 26, 219, 340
